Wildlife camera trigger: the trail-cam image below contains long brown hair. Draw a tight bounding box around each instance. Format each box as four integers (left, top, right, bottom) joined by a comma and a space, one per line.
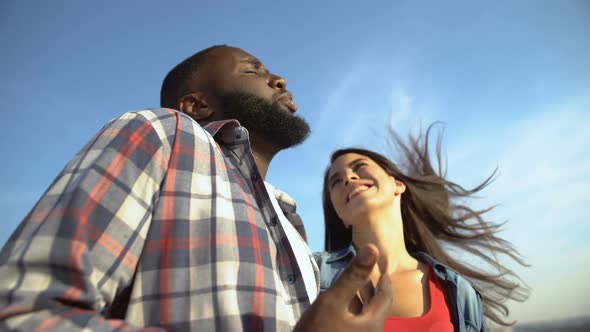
322, 123, 529, 326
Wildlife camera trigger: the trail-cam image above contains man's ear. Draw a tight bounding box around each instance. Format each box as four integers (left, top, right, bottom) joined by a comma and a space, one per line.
394, 180, 406, 195
179, 93, 214, 121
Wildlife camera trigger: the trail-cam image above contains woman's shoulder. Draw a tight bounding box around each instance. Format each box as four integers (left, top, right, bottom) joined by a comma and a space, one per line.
313, 245, 355, 264
415, 252, 482, 297
414, 251, 486, 330
313, 245, 356, 291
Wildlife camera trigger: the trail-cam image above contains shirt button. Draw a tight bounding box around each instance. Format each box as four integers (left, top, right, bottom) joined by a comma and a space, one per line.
235, 127, 246, 140
251, 173, 258, 182
286, 274, 296, 284
270, 217, 278, 226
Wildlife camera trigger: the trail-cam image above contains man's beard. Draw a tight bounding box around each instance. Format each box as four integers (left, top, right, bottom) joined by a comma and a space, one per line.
216, 91, 311, 149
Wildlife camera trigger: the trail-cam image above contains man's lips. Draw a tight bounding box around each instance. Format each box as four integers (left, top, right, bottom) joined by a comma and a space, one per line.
276, 93, 298, 113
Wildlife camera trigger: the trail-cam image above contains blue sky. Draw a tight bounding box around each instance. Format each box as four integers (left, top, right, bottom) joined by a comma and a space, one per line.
1, 0, 588, 324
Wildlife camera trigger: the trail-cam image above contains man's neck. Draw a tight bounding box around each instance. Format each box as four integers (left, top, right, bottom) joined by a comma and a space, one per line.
250, 136, 281, 180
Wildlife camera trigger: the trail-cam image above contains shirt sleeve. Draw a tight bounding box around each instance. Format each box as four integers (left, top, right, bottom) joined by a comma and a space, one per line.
0, 111, 172, 331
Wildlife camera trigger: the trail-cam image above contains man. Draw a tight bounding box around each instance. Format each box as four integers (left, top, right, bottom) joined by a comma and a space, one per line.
0, 45, 392, 331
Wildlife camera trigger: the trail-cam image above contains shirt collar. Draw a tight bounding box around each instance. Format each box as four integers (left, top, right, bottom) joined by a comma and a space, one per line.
203, 119, 241, 136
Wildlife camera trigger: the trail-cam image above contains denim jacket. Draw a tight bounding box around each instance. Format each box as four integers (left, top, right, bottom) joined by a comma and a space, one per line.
313, 246, 488, 332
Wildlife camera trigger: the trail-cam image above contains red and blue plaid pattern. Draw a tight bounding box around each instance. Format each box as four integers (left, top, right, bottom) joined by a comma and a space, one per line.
0, 108, 318, 331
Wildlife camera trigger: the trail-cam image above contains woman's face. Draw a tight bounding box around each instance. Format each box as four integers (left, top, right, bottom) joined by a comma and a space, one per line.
327, 153, 406, 226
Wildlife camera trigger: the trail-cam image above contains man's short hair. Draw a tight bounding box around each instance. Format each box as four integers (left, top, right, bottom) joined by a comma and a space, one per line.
160, 44, 227, 108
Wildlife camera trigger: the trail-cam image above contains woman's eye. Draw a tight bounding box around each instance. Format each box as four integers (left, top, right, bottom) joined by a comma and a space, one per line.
353, 163, 367, 170
330, 179, 342, 188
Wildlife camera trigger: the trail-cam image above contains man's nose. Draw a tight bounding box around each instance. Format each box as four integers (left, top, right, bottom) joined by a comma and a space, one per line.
268, 74, 287, 90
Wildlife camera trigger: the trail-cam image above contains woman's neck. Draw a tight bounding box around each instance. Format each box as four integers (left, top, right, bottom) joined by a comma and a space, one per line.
351, 208, 419, 279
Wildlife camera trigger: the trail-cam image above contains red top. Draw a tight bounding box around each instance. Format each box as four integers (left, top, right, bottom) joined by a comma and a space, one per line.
383, 268, 454, 332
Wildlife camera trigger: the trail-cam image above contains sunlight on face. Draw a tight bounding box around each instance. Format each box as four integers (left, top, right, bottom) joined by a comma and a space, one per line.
328, 153, 403, 225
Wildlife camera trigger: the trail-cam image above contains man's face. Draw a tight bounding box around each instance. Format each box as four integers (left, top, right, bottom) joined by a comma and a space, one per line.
198, 46, 310, 149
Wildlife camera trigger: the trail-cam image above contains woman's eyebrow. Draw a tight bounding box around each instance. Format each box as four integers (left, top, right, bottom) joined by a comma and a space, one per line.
349, 158, 367, 167
328, 158, 367, 184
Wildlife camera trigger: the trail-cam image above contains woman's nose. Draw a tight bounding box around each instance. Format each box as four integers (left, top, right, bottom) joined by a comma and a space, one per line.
344, 173, 359, 187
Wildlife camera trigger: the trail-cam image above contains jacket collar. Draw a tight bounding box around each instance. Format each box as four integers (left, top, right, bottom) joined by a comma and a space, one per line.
325, 244, 356, 263
326, 244, 462, 284
412, 251, 458, 283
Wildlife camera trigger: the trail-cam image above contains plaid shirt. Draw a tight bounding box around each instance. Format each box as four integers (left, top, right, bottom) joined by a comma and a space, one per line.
0, 108, 319, 331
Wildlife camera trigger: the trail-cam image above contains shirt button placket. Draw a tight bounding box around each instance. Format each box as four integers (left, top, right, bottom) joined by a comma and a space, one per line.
286, 274, 296, 284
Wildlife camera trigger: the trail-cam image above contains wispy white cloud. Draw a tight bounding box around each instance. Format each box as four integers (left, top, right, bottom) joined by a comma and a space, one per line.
442, 96, 590, 322
389, 87, 414, 127
485, 100, 589, 224
510, 245, 590, 322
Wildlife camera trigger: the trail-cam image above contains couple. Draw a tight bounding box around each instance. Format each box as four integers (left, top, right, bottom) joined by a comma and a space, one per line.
0, 45, 526, 331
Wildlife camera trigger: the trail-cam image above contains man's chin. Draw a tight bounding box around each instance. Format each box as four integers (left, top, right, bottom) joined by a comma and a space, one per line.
217, 91, 311, 149
273, 117, 311, 149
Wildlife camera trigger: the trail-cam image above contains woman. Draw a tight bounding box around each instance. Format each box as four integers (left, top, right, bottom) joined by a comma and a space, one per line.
314, 125, 528, 332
